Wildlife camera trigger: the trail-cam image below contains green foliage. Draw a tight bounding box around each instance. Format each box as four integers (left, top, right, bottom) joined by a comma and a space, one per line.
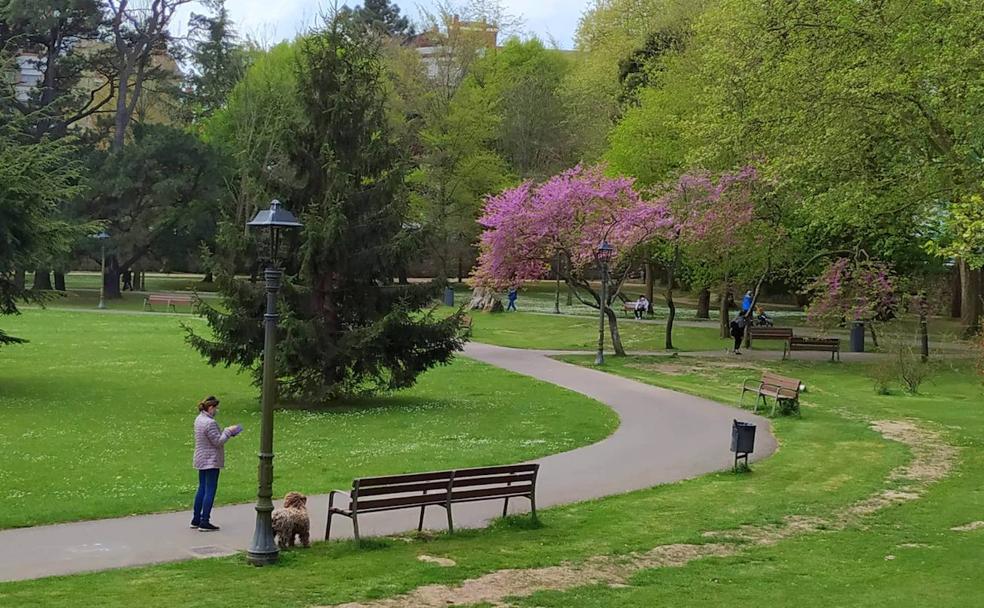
192, 17, 468, 401
0, 121, 85, 343
185, 0, 251, 122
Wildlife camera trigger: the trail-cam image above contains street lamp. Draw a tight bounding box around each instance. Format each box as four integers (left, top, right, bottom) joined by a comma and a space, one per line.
594, 240, 615, 365
93, 231, 110, 309
245, 199, 303, 567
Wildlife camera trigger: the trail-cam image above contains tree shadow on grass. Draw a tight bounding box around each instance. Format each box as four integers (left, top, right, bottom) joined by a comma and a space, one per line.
275, 394, 457, 414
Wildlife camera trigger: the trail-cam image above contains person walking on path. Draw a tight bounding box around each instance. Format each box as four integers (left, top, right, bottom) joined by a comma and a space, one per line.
634, 295, 649, 319
729, 312, 748, 355
192, 396, 242, 531
507, 287, 518, 311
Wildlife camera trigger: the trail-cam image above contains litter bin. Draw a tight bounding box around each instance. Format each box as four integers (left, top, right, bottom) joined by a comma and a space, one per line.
731, 419, 756, 471
850, 321, 865, 353
443, 287, 455, 306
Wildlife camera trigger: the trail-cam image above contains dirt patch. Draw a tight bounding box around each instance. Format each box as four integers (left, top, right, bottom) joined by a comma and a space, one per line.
417, 555, 456, 567
951, 521, 984, 532
316, 418, 957, 608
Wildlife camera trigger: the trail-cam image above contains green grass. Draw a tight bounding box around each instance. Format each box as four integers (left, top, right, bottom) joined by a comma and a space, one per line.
0, 310, 616, 529
467, 310, 779, 352
2, 316, 982, 607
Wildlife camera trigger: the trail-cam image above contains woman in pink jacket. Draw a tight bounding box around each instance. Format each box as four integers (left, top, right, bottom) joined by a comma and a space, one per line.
191, 396, 241, 531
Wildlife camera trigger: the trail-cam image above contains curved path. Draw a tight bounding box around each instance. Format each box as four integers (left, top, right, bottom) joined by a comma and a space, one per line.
0, 343, 775, 582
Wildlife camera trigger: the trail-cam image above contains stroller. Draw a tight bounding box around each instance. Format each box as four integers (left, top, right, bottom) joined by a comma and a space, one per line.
750, 307, 774, 327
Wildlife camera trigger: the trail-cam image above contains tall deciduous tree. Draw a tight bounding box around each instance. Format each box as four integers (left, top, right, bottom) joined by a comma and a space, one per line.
190, 16, 467, 401
474, 164, 671, 355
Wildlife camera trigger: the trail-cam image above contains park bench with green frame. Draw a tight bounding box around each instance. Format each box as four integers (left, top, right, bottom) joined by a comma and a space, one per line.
788, 336, 840, 361
739, 371, 802, 416
325, 463, 539, 542
143, 293, 194, 312
746, 327, 794, 356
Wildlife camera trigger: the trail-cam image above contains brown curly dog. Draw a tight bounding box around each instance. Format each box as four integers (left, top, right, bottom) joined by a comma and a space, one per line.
271, 491, 310, 549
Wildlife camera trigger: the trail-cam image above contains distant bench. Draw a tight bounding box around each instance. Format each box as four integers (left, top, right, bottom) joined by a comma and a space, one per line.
326, 463, 539, 542
746, 327, 839, 361
622, 303, 651, 318
143, 293, 194, 312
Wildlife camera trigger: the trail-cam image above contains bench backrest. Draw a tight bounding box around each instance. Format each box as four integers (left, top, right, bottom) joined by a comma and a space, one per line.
748, 327, 793, 339
147, 293, 194, 302
790, 337, 839, 345
761, 372, 801, 393
350, 464, 538, 512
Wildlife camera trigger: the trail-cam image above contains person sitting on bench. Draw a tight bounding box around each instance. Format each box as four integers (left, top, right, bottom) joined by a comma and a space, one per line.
634, 295, 649, 319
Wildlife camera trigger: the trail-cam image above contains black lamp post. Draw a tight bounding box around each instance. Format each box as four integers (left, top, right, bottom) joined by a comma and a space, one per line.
93, 231, 110, 310
594, 240, 615, 365
245, 199, 303, 566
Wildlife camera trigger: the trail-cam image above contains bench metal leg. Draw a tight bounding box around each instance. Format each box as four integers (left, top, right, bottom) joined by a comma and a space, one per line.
530, 493, 538, 521
325, 510, 334, 541
352, 512, 360, 543
502, 496, 510, 518
418, 489, 428, 531
445, 505, 454, 534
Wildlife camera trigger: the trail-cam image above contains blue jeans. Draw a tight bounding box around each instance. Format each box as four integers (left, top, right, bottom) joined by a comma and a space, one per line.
193, 468, 220, 525
507, 300, 517, 311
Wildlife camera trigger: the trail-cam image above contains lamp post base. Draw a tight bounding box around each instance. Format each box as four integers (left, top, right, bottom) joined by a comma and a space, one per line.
246, 505, 279, 566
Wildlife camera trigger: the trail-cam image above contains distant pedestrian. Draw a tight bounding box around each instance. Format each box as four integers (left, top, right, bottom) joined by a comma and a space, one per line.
121, 270, 133, 291
741, 290, 753, 314
634, 295, 649, 319
729, 312, 747, 355
191, 396, 242, 531
507, 287, 518, 311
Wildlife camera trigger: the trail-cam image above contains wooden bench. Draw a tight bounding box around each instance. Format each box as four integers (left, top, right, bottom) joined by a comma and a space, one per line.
143, 293, 194, 311
325, 463, 539, 542
740, 372, 802, 416
746, 327, 794, 356
789, 337, 840, 361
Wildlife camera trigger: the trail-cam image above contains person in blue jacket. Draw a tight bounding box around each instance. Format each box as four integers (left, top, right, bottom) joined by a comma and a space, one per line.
741, 290, 753, 314
507, 287, 518, 311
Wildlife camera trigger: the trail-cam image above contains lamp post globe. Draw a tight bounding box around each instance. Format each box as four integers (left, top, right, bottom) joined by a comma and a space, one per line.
594, 241, 615, 365
245, 199, 303, 566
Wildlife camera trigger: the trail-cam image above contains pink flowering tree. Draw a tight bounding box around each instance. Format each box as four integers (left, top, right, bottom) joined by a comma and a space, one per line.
473, 165, 672, 355
805, 257, 899, 344
646, 166, 762, 348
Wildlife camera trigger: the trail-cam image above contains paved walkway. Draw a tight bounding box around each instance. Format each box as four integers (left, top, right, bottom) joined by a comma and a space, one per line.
0, 343, 776, 583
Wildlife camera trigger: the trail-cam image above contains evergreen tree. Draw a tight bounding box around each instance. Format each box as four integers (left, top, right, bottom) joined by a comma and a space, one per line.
185, 0, 249, 121
352, 0, 414, 39
189, 16, 466, 402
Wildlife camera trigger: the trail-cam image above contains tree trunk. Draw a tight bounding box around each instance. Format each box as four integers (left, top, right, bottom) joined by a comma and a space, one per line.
719, 289, 731, 339
32, 268, 53, 291
139, 271, 147, 291
14, 269, 26, 291
203, 271, 214, 283
644, 262, 655, 304
567, 283, 573, 306
554, 252, 561, 314
468, 287, 503, 312
457, 257, 463, 283
919, 310, 929, 363
53, 271, 66, 291
696, 288, 710, 319
959, 258, 982, 335
605, 306, 626, 356
104, 255, 122, 299
869, 324, 879, 348
398, 265, 409, 285
950, 264, 961, 318
664, 244, 680, 349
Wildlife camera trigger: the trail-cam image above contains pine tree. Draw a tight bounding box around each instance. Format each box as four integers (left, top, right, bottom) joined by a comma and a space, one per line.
353, 0, 414, 38
189, 16, 466, 402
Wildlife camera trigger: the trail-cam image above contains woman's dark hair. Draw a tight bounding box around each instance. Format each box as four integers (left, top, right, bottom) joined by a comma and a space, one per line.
198, 396, 220, 412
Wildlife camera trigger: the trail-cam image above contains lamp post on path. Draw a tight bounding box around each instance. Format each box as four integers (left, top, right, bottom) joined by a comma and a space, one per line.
245, 199, 303, 567
594, 241, 615, 365
93, 231, 110, 309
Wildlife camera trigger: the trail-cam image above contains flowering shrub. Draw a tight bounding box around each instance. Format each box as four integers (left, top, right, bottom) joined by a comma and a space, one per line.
805, 258, 899, 330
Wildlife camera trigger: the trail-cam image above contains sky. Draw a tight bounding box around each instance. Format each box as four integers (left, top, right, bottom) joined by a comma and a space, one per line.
172, 0, 594, 50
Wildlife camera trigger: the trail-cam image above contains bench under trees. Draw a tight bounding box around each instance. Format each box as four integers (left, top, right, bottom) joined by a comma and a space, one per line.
788, 337, 840, 361
143, 293, 194, 311
325, 463, 539, 542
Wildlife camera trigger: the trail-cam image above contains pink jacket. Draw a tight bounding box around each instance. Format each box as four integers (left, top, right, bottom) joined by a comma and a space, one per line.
194, 412, 232, 470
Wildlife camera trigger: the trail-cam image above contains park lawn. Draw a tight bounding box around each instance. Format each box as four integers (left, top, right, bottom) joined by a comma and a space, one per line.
0, 309, 617, 529
466, 310, 780, 352
8, 359, 984, 606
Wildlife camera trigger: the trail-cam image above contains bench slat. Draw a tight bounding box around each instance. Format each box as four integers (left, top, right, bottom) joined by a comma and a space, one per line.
356, 470, 454, 487
450, 484, 535, 502
452, 464, 538, 478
